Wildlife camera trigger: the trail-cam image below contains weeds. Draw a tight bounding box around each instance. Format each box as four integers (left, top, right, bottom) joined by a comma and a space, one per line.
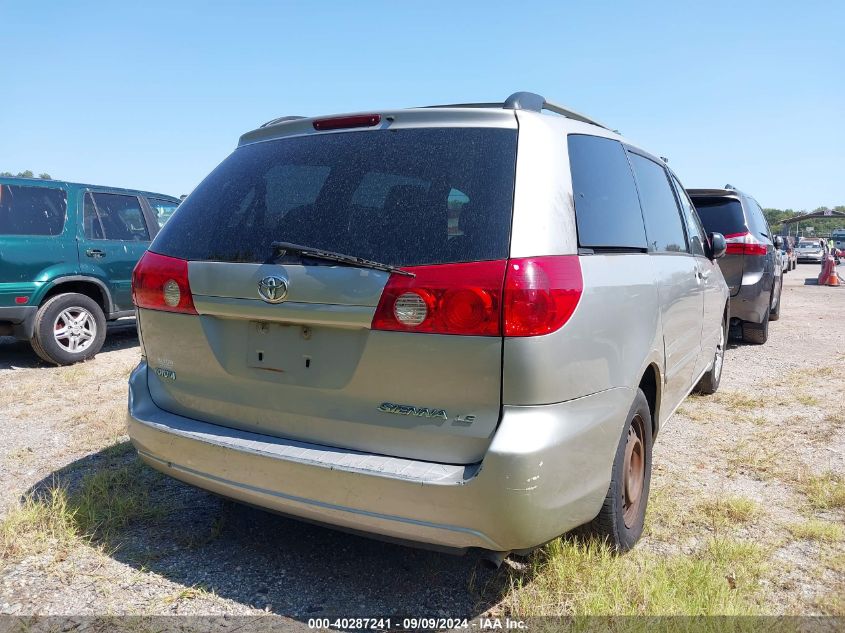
800, 472, 845, 510
504, 536, 765, 616
697, 497, 761, 526
0, 446, 168, 567
786, 520, 844, 542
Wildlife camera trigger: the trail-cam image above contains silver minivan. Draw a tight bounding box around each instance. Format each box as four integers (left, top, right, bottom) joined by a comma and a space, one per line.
127, 92, 729, 557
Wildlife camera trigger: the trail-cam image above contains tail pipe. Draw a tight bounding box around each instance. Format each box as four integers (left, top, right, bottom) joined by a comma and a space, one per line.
479, 550, 510, 570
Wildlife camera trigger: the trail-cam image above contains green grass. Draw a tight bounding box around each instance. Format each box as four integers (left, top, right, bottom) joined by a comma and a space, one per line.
786, 519, 844, 542
795, 394, 820, 407
504, 537, 766, 616
0, 485, 79, 567
0, 448, 169, 567
800, 472, 845, 510
71, 460, 168, 540
697, 497, 761, 526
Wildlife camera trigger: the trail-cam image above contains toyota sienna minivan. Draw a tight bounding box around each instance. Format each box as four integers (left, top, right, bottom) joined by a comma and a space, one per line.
128, 92, 729, 557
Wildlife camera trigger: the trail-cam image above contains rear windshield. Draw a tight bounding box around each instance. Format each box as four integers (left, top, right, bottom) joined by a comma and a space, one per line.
690, 197, 746, 236
798, 242, 819, 249
0, 184, 67, 236
151, 128, 518, 266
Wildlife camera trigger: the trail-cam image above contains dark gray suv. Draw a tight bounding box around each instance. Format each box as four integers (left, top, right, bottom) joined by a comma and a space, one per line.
688, 187, 782, 345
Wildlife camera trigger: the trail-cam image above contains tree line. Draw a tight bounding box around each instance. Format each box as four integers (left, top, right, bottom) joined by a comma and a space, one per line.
1, 170, 52, 179
763, 206, 845, 236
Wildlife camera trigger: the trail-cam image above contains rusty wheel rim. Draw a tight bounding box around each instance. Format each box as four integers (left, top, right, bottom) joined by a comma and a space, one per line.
622, 414, 646, 528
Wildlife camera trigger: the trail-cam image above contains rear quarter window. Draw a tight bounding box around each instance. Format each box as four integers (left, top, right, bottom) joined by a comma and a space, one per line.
567, 134, 647, 250
628, 153, 688, 253
0, 184, 67, 236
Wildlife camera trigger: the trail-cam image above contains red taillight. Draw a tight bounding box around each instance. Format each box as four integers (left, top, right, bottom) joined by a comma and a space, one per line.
372, 260, 506, 335
14, 296, 29, 304
503, 256, 583, 337
724, 232, 768, 256
313, 114, 381, 131
371, 256, 583, 337
132, 251, 197, 315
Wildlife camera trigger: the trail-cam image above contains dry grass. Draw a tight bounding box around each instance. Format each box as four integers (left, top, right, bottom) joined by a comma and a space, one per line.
0, 447, 167, 569
696, 497, 761, 526
0, 486, 79, 568
504, 537, 766, 616
714, 392, 762, 411
786, 519, 844, 543
799, 472, 845, 510
794, 394, 820, 407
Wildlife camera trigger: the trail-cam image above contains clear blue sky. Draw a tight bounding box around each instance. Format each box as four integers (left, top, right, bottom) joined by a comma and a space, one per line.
2, 0, 842, 211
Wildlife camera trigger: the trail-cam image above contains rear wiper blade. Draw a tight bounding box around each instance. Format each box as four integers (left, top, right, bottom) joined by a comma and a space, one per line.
270, 241, 415, 277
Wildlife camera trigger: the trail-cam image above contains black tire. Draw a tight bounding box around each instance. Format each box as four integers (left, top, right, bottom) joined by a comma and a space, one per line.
741, 308, 769, 345
769, 287, 781, 322
696, 317, 726, 395
587, 388, 653, 553
30, 293, 107, 365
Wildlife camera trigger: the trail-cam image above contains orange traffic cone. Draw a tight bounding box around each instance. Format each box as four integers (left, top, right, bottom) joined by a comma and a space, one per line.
828, 268, 841, 286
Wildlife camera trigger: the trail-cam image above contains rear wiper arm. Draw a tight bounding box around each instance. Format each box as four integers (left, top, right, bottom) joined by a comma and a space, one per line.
270, 241, 415, 277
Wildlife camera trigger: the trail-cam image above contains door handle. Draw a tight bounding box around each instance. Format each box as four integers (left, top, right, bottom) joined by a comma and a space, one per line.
85, 248, 106, 259
697, 269, 710, 280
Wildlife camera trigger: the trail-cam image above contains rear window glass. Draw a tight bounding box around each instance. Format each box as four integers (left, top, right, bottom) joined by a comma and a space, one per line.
690, 197, 746, 236
0, 184, 67, 236
151, 128, 518, 266
567, 135, 647, 249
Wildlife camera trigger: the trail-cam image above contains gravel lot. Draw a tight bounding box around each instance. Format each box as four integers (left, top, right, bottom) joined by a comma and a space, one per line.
1, 264, 843, 622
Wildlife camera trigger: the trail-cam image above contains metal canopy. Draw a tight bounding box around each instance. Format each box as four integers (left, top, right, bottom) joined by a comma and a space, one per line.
780, 210, 845, 225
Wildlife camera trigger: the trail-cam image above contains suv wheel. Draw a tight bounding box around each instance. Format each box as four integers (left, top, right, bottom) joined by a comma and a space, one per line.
588, 388, 653, 552
741, 307, 769, 345
31, 293, 107, 365
696, 318, 725, 395
769, 287, 781, 322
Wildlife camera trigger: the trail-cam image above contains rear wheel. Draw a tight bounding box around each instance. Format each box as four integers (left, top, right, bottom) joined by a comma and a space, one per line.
31, 293, 107, 365
696, 317, 725, 395
742, 306, 769, 345
588, 388, 652, 552
769, 286, 781, 322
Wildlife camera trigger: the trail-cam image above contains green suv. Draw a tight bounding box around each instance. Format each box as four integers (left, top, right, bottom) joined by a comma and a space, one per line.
0, 177, 179, 365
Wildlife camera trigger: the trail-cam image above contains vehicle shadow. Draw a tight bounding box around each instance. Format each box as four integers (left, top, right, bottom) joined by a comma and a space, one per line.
25, 443, 522, 620
0, 320, 139, 369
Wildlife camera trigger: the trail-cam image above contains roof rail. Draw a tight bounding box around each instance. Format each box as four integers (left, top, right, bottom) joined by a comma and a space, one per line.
426, 92, 609, 130
502, 91, 609, 130
260, 92, 610, 131
260, 115, 307, 128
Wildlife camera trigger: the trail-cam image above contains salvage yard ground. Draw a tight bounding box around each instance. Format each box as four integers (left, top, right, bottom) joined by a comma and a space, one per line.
1, 265, 843, 622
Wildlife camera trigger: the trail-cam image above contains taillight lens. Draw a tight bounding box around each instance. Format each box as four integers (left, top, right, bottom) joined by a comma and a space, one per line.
503, 256, 582, 337
724, 232, 768, 256
372, 260, 506, 335
132, 251, 198, 315
371, 256, 583, 337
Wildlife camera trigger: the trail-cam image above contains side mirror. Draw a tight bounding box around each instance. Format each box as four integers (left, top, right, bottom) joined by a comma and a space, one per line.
774, 235, 783, 249
708, 232, 727, 260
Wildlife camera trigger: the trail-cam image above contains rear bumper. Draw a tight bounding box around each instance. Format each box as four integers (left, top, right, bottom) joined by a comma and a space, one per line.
127, 361, 631, 552
797, 254, 823, 263
0, 305, 37, 339
729, 273, 773, 324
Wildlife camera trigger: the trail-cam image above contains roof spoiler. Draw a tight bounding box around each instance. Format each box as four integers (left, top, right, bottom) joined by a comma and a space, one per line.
259, 91, 611, 131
